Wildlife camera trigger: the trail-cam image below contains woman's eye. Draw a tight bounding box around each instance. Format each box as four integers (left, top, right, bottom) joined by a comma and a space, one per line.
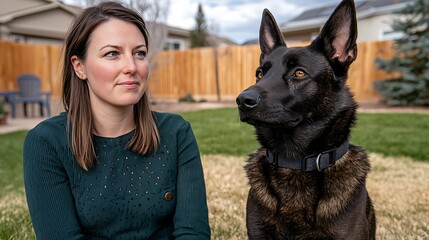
135, 51, 147, 59
256, 69, 264, 80
105, 51, 119, 57
293, 70, 306, 78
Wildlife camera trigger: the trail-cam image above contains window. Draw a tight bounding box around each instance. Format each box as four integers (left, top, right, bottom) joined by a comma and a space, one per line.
163, 39, 185, 50
381, 31, 405, 40
9, 34, 25, 42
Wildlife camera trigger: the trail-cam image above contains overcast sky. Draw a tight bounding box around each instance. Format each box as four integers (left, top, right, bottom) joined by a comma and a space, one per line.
65, 0, 341, 44
167, 0, 340, 44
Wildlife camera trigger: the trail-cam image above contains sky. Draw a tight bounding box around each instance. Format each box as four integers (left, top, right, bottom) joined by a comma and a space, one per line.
166, 0, 340, 44
65, 0, 341, 44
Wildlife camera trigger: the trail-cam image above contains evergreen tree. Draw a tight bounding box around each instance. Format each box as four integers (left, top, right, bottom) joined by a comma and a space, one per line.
375, 0, 429, 106
190, 4, 210, 48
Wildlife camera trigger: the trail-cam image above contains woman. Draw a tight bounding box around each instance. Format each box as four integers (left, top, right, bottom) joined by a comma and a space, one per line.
23, 2, 210, 239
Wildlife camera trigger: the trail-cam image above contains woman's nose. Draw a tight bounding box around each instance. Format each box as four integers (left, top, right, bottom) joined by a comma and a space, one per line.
123, 55, 137, 74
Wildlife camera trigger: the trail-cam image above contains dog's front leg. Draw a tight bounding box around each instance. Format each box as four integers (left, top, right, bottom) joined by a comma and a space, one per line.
246, 192, 276, 240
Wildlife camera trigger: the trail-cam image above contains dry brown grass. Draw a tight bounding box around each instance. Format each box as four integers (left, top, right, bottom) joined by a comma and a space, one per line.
203, 155, 248, 239
202, 153, 429, 240
367, 154, 429, 239
1, 153, 428, 239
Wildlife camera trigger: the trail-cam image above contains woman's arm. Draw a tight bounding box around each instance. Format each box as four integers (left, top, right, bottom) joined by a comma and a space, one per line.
173, 121, 211, 239
24, 127, 85, 240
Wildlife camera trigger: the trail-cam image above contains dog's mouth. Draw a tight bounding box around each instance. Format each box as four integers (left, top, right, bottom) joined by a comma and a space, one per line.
236, 89, 303, 128
238, 108, 302, 129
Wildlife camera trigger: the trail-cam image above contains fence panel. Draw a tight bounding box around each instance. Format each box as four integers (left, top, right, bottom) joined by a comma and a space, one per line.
0, 41, 62, 97
149, 40, 395, 103
0, 40, 395, 103
348, 41, 395, 103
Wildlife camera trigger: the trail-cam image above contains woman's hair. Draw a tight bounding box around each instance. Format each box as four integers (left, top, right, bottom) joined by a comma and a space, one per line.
62, 1, 159, 171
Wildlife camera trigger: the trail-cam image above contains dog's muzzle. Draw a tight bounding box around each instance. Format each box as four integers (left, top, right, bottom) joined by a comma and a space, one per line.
236, 89, 261, 112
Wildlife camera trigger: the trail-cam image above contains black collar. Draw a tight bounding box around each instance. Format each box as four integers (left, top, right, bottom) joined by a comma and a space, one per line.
266, 141, 349, 171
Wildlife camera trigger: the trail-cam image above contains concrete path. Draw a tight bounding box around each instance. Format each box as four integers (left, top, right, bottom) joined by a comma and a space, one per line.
0, 117, 46, 134
0, 101, 428, 135
0, 101, 237, 135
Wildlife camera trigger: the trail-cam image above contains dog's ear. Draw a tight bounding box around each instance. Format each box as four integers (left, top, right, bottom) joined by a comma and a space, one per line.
315, 0, 358, 66
259, 9, 286, 61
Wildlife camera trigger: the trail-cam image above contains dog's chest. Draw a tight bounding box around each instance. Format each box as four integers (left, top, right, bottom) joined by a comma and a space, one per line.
245, 154, 331, 237
246, 151, 321, 211
245, 148, 370, 236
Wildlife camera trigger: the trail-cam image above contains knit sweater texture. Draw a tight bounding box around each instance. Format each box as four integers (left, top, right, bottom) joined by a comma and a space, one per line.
24, 112, 210, 239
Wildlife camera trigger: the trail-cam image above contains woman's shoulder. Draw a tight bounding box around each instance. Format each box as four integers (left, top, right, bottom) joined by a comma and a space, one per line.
27, 112, 68, 139
33, 112, 67, 130
152, 111, 192, 138
153, 111, 188, 126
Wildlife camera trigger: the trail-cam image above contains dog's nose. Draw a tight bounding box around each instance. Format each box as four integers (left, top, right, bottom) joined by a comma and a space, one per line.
236, 89, 261, 111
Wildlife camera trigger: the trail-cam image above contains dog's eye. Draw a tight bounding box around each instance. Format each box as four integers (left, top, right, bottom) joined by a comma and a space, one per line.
293, 70, 306, 78
256, 69, 264, 81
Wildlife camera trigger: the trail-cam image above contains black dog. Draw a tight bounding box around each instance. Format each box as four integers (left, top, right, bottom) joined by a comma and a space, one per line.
236, 0, 376, 239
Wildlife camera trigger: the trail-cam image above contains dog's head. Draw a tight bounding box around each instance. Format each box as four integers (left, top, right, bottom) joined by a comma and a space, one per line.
237, 0, 357, 129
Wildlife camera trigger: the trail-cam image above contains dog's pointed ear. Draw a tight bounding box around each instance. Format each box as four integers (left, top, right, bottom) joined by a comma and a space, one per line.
259, 9, 286, 61
316, 0, 358, 66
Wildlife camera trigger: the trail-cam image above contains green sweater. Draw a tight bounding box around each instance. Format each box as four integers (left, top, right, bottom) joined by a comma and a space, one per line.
24, 112, 210, 239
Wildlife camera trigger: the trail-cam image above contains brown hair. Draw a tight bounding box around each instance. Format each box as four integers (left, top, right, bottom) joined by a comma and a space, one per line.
62, 1, 159, 171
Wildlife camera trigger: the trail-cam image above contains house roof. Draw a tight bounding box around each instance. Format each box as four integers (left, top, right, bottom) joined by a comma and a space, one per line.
0, 0, 80, 40
281, 0, 415, 32
167, 25, 190, 38
1, 0, 192, 42
1, 0, 231, 47
207, 35, 236, 47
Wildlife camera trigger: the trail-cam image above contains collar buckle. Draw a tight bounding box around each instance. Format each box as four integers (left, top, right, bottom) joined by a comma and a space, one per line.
315, 150, 335, 171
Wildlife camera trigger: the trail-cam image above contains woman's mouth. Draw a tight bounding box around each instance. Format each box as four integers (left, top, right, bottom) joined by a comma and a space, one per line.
118, 81, 139, 89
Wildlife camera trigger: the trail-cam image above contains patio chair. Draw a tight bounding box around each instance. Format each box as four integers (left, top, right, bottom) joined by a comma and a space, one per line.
9, 74, 51, 118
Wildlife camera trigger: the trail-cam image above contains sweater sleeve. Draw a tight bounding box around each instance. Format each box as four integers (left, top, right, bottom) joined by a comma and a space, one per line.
23, 127, 85, 240
173, 121, 211, 239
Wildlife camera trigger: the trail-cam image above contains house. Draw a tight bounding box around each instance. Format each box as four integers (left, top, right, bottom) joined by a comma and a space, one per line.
0, 0, 80, 45
207, 35, 236, 47
1, 0, 234, 50
163, 28, 237, 50
163, 25, 190, 50
281, 0, 415, 43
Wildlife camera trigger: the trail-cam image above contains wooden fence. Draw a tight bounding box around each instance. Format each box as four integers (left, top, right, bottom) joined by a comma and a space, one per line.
0, 40, 397, 103
0, 41, 62, 96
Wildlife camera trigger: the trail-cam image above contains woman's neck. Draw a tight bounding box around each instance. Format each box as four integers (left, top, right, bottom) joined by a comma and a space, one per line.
91, 105, 135, 138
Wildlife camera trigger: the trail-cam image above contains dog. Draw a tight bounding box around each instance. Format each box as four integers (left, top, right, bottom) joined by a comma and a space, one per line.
236, 0, 376, 239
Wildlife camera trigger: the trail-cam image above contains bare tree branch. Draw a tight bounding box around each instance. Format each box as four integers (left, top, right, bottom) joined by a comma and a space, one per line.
130, 0, 170, 70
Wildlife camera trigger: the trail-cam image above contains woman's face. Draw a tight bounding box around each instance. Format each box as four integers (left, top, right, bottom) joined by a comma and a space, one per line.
71, 18, 148, 110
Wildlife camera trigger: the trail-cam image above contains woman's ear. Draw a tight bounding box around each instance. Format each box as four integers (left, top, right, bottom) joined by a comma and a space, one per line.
71, 55, 87, 80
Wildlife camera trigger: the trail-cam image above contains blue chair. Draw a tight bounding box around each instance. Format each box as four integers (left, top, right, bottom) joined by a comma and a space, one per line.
9, 74, 51, 118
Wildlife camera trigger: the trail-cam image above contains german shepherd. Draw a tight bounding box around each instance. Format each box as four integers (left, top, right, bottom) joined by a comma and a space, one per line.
236, 0, 376, 239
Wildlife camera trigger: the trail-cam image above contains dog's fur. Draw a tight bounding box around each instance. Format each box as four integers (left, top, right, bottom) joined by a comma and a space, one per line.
236, 0, 376, 239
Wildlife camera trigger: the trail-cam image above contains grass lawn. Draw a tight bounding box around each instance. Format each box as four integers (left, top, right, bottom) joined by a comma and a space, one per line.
0, 131, 34, 239
353, 113, 429, 161
181, 108, 429, 161
0, 108, 428, 239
